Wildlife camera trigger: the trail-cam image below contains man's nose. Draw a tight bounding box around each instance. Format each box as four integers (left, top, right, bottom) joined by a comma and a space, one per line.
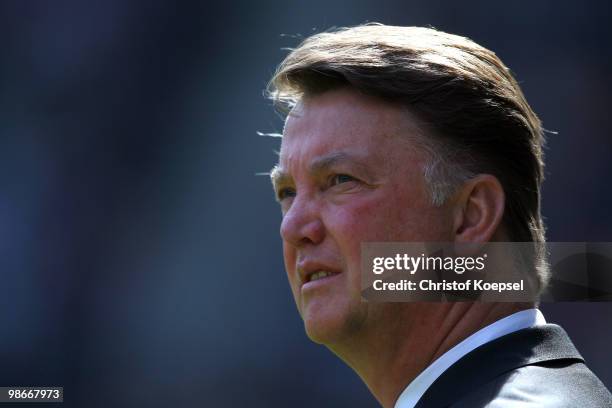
280, 196, 325, 247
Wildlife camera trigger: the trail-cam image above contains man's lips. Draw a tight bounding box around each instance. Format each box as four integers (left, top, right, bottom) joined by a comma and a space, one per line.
297, 261, 341, 285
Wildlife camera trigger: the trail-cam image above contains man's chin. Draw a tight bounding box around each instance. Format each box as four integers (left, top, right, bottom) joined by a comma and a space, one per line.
303, 318, 343, 345
301, 303, 366, 345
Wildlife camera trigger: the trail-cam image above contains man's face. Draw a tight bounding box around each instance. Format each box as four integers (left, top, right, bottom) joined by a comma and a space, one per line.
273, 88, 454, 345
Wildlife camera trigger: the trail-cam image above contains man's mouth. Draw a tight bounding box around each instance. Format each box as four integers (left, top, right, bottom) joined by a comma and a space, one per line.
297, 261, 341, 286
308, 270, 336, 282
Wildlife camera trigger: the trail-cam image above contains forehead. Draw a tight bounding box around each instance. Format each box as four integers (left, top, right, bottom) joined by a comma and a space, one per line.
279, 88, 423, 168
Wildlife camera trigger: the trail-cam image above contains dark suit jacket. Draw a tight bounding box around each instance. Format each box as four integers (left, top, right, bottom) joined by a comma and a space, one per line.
415, 324, 612, 407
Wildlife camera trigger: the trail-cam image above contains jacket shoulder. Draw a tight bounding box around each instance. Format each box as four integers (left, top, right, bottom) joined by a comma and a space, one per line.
455, 360, 612, 407
416, 324, 612, 408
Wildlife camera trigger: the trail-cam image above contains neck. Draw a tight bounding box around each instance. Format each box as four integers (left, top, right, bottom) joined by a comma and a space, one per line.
328, 302, 533, 408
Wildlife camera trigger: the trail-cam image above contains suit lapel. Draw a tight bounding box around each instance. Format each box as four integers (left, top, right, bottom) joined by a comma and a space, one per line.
414, 324, 583, 408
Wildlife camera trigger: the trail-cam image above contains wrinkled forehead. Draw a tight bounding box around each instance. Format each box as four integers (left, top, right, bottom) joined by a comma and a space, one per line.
278, 89, 427, 168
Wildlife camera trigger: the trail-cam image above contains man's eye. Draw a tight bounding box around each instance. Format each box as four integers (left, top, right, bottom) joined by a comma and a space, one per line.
331, 174, 356, 186
277, 187, 296, 201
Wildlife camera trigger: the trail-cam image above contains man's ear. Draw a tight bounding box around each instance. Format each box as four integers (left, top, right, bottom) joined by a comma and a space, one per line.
452, 174, 505, 243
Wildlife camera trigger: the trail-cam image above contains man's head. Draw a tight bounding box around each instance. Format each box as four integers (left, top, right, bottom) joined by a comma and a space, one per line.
269, 24, 547, 345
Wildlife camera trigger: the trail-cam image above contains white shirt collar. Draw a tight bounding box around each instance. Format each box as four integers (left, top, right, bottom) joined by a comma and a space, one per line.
394, 308, 546, 408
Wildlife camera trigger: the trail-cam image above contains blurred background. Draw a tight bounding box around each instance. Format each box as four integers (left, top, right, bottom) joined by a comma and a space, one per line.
0, 0, 610, 406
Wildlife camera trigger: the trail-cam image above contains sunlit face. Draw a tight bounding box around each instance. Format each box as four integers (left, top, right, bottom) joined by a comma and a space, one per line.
272, 88, 454, 345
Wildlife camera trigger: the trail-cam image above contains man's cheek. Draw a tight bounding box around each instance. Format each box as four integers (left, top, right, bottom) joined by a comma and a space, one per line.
332, 199, 383, 227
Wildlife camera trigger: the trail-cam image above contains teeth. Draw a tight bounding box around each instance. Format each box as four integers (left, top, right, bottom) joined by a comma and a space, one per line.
310, 271, 332, 282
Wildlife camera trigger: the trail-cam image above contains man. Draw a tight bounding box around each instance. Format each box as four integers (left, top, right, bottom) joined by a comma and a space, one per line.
267, 24, 612, 407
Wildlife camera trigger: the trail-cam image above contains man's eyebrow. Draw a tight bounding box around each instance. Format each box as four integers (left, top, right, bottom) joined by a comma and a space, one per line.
270, 152, 374, 190
309, 152, 370, 174
270, 165, 290, 189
